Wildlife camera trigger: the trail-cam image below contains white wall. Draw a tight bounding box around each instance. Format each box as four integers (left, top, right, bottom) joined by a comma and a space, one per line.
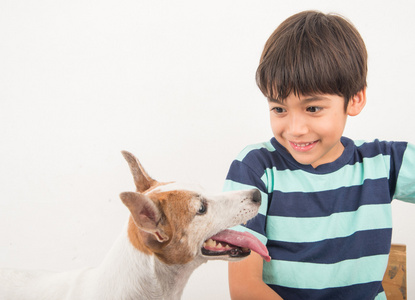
1, 0, 414, 298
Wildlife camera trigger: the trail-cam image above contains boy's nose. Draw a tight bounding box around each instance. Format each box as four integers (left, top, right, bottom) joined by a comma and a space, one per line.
287, 115, 309, 137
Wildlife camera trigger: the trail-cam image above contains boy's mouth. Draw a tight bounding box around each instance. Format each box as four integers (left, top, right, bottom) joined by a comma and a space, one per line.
289, 140, 319, 152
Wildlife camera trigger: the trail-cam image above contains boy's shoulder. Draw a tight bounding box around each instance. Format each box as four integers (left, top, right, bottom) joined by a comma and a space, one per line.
353, 139, 408, 157
235, 139, 276, 162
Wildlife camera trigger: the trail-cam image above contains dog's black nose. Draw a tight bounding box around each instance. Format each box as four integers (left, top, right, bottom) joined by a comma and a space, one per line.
252, 189, 261, 204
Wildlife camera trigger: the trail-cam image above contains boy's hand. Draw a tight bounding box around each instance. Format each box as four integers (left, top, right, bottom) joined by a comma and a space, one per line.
228, 252, 283, 300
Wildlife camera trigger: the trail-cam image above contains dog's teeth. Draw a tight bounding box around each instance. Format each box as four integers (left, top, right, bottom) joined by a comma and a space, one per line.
225, 244, 231, 250
217, 242, 223, 248
206, 239, 216, 248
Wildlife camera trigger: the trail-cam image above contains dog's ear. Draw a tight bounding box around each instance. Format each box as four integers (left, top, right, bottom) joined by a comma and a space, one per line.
121, 151, 157, 193
120, 191, 169, 242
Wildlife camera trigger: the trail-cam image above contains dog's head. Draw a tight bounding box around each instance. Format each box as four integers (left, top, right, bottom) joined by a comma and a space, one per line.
120, 151, 270, 265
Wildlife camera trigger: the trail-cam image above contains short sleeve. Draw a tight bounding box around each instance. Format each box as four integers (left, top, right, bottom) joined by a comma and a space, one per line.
394, 143, 415, 202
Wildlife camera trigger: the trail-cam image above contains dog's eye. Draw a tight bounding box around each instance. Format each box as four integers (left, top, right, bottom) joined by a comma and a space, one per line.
197, 201, 207, 215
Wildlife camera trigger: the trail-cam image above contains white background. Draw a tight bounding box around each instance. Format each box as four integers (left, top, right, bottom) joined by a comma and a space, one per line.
1, 0, 414, 298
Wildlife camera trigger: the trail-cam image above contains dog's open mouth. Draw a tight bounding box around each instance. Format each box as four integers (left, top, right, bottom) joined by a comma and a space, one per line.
202, 229, 271, 262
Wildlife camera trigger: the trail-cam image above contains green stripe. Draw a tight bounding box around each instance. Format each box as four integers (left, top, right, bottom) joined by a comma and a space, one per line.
374, 292, 387, 300
266, 204, 392, 243
263, 254, 389, 289
353, 140, 366, 147
262, 168, 275, 193
261, 154, 391, 193
236, 141, 276, 162
223, 180, 268, 216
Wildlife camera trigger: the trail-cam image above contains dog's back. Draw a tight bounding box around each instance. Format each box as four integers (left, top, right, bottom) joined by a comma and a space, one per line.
0, 228, 161, 300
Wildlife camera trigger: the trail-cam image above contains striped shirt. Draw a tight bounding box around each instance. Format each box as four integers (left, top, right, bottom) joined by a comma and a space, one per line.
223, 137, 415, 299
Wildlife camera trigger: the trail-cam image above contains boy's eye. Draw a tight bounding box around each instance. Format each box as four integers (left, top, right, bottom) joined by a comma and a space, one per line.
306, 106, 322, 113
271, 107, 286, 114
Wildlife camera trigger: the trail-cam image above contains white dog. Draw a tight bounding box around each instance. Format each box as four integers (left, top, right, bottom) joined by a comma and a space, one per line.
0, 151, 270, 300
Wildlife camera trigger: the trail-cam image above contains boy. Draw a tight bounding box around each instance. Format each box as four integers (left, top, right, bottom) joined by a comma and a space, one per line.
224, 10, 415, 300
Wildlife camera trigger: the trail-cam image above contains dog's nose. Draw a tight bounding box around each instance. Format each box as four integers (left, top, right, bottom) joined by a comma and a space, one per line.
251, 189, 261, 204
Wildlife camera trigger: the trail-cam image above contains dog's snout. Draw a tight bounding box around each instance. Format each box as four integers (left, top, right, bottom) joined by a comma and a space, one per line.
251, 189, 261, 204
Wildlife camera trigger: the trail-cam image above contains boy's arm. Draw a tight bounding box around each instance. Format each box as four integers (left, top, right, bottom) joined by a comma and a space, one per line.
229, 252, 283, 300
393, 142, 415, 202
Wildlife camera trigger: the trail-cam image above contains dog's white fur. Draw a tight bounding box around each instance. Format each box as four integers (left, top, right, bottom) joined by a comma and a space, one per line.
0, 151, 262, 300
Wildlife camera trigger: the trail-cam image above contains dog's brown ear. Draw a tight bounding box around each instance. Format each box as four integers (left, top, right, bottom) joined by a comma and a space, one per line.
120, 191, 169, 242
121, 151, 157, 193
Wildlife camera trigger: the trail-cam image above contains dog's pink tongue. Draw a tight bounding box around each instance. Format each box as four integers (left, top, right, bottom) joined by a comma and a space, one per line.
211, 229, 271, 262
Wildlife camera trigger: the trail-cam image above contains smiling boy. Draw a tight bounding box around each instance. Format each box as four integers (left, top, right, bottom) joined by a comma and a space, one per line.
224, 11, 415, 299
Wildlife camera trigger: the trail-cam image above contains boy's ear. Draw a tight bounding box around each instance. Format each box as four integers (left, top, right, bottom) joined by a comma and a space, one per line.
347, 89, 367, 116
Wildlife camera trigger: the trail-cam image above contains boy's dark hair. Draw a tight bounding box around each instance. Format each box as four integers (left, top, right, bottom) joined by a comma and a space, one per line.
256, 10, 367, 109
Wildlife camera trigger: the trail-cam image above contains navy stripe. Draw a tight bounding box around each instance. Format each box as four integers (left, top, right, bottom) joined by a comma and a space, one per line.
242, 145, 292, 174
267, 228, 392, 263
268, 178, 392, 218
226, 160, 267, 191
356, 140, 390, 160
244, 213, 267, 237
270, 281, 383, 300
357, 140, 406, 158
388, 142, 407, 197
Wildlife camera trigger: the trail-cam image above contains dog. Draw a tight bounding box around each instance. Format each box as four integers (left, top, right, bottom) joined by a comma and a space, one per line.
0, 151, 270, 300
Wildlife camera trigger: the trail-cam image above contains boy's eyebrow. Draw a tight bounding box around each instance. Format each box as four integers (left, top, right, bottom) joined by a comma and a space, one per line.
267, 95, 331, 104
267, 97, 284, 104
301, 95, 331, 103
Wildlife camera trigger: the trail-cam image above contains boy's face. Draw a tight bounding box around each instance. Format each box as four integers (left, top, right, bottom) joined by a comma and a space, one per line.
268, 92, 362, 168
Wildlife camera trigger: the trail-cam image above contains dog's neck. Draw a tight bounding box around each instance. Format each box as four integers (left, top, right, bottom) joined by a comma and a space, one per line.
153, 254, 206, 300
95, 221, 206, 300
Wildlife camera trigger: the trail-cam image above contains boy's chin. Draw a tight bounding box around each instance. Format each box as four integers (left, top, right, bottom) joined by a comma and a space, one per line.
293, 156, 318, 167
289, 152, 323, 168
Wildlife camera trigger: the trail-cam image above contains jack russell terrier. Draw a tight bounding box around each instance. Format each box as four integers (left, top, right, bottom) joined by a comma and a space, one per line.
0, 151, 270, 300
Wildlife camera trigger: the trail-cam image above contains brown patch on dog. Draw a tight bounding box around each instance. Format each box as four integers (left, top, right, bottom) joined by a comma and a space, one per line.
127, 216, 153, 256
127, 190, 199, 265
153, 191, 197, 265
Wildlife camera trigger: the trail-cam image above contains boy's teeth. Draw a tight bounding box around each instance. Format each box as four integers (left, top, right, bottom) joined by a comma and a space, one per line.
295, 142, 311, 147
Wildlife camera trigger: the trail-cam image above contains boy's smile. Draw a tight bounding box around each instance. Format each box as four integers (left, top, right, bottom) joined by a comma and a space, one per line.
289, 140, 319, 152
268, 91, 365, 168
